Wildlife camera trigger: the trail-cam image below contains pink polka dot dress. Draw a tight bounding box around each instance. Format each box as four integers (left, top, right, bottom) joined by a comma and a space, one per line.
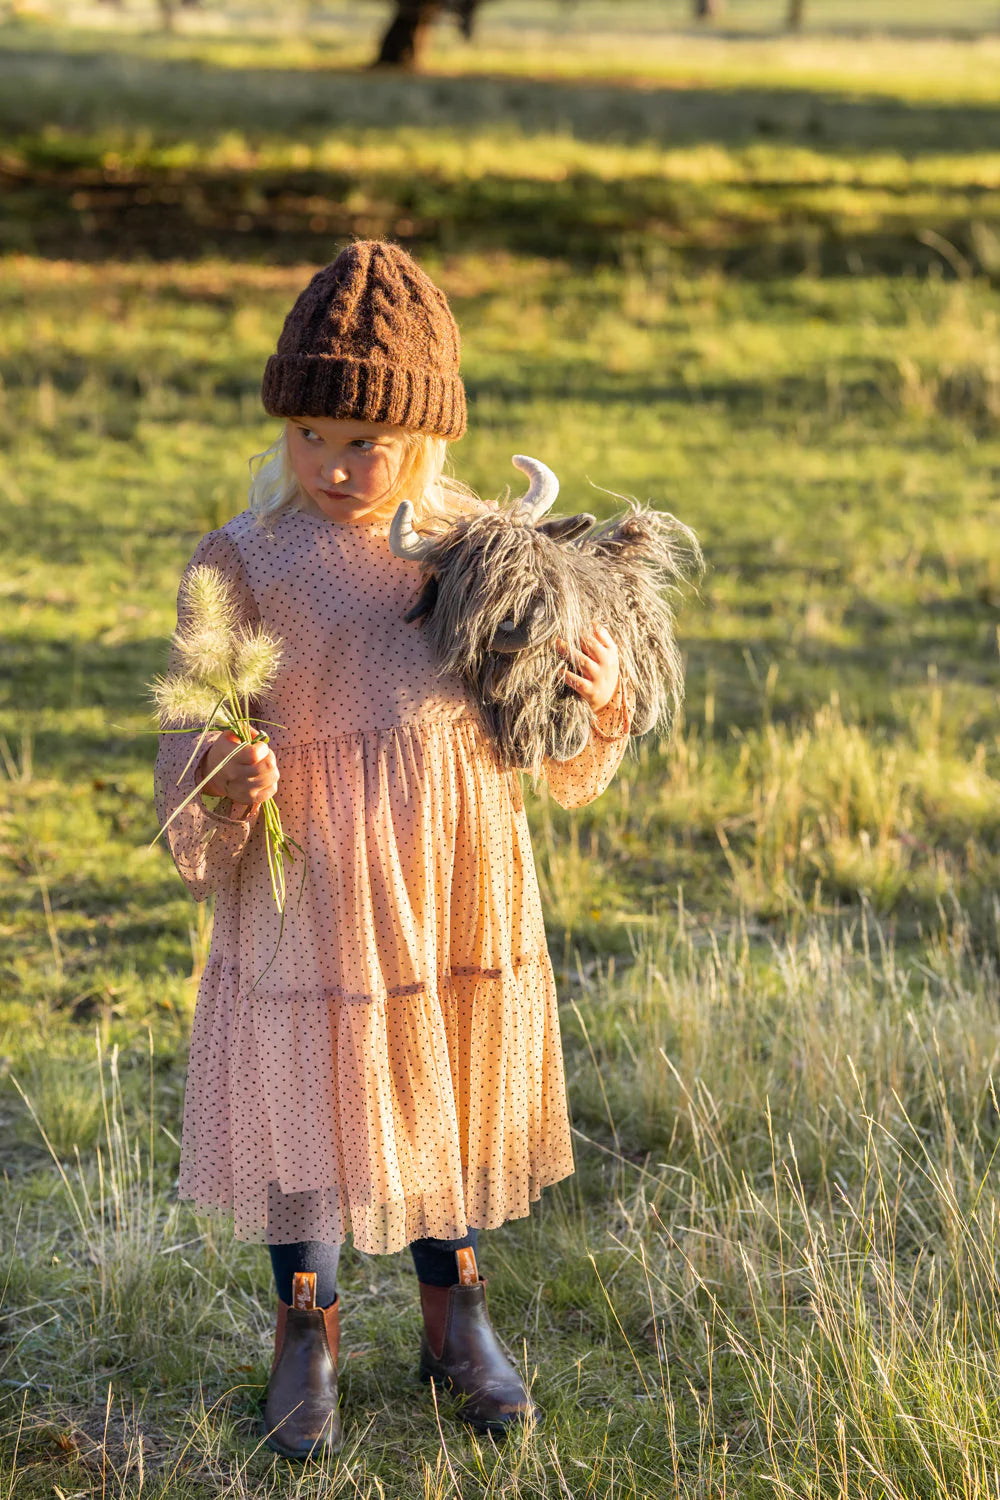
154, 506, 631, 1253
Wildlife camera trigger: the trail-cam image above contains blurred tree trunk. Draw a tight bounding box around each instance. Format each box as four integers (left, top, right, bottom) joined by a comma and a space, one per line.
786, 0, 805, 27
454, 0, 478, 38
693, 0, 722, 17
375, 2, 446, 68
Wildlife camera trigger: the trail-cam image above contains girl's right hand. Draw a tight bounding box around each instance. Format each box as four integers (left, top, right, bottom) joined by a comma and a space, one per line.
200, 733, 279, 813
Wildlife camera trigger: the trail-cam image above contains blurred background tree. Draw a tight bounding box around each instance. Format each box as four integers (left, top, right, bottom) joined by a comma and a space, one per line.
375, 0, 481, 66
693, 1, 808, 21
370, 0, 812, 66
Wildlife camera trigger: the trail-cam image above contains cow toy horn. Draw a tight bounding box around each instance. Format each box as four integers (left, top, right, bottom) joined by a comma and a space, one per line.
512, 455, 559, 523
389, 500, 434, 562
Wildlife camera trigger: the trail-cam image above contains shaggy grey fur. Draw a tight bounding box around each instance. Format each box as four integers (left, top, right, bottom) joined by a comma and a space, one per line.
396, 467, 702, 774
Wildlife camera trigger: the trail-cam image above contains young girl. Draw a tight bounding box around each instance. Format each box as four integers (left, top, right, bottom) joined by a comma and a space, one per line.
154, 240, 631, 1459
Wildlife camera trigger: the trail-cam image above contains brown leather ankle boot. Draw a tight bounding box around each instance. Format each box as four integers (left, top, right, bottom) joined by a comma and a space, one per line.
418, 1270, 540, 1435
263, 1282, 342, 1460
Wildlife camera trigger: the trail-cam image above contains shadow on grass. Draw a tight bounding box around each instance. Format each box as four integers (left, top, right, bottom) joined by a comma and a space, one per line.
6, 157, 995, 272
3, 39, 1000, 268
5, 41, 1000, 153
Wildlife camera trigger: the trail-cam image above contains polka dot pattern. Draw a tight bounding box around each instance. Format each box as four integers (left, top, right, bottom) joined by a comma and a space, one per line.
154, 508, 630, 1254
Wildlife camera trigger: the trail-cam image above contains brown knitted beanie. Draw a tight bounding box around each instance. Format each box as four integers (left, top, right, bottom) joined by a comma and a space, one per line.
261, 240, 466, 439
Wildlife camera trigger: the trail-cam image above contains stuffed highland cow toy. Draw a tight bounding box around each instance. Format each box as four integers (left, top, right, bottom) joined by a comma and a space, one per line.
389, 455, 701, 774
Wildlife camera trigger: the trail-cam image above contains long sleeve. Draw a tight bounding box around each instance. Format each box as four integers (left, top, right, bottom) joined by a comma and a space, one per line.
541, 675, 632, 810
153, 529, 261, 902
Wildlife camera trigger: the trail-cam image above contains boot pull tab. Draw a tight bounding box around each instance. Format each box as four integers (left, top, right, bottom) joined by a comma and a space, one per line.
292, 1271, 317, 1309
456, 1246, 479, 1286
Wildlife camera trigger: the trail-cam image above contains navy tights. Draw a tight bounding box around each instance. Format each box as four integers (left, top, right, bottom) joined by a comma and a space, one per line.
268, 1229, 479, 1307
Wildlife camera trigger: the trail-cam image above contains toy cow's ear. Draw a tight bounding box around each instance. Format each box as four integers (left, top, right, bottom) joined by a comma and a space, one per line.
404, 573, 439, 623
591, 513, 647, 557
536, 512, 595, 543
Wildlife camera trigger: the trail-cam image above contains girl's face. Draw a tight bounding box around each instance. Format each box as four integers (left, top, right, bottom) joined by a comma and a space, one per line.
286, 416, 407, 524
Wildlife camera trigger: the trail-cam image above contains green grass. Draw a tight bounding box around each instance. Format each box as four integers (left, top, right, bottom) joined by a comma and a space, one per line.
2, 7, 1000, 1496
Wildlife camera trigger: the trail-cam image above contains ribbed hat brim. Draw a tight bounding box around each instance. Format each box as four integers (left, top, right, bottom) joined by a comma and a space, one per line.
261, 354, 466, 440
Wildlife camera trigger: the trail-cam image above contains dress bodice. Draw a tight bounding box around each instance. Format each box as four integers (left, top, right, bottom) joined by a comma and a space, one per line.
234, 508, 472, 745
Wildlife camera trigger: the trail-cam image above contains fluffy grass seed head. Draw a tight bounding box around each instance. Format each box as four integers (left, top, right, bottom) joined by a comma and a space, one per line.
171, 565, 245, 682
172, 623, 236, 682
181, 565, 240, 635
151, 673, 225, 725
155, 563, 283, 726
231, 625, 282, 699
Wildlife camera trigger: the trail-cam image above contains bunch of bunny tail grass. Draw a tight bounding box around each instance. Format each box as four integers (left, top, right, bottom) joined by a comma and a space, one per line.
151, 564, 302, 913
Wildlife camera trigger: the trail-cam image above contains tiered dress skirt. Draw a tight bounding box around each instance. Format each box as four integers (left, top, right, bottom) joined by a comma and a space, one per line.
175, 719, 574, 1253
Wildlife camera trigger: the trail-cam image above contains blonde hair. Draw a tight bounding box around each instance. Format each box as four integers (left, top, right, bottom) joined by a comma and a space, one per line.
248, 425, 481, 530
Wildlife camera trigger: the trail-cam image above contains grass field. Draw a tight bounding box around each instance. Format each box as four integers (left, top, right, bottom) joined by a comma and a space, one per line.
2, 4, 1000, 1496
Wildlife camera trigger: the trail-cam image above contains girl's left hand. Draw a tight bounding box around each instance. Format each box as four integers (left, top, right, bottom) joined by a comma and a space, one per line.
557, 623, 621, 713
